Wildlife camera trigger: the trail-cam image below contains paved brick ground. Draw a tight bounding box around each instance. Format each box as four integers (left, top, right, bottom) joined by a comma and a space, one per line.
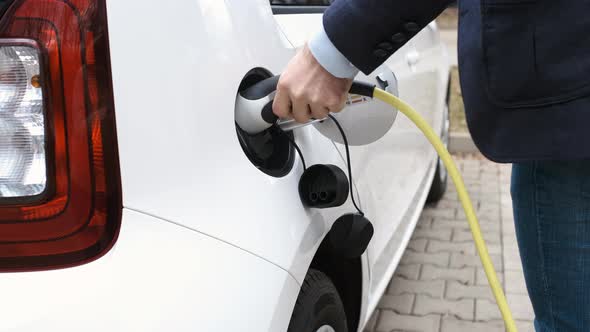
364, 154, 536, 332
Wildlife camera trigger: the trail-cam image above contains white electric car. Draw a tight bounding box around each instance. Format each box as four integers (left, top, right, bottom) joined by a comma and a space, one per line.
0, 0, 450, 331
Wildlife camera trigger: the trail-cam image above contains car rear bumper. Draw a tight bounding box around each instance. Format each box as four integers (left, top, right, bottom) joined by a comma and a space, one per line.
0, 208, 299, 332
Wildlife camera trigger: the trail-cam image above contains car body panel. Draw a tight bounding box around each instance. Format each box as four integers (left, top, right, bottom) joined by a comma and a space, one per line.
107, 0, 397, 287
0, 209, 299, 332
107, 0, 339, 285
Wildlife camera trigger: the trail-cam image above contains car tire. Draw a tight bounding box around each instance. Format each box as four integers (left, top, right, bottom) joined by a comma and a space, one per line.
427, 103, 450, 204
287, 269, 348, 332
427, 161, 448, 203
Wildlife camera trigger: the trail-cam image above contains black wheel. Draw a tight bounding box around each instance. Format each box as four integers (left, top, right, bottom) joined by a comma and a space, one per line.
427, 104, 449, 203
287, 269, 348, 332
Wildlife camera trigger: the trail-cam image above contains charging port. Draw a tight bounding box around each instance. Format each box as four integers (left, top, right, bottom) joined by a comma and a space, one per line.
235, 68, 295, 177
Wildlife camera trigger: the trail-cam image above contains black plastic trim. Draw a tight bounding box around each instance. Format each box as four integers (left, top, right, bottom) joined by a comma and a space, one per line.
261, 101, 278, 124
350, 81, 376, 98
240, 75, 280, 100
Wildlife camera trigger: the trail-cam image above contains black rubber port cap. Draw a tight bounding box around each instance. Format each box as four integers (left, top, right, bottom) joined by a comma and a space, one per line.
298, 164, 349, 209
329, 213, 374, 258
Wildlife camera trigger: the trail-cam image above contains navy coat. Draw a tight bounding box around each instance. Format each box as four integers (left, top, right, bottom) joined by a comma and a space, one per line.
324, 0, 590, 162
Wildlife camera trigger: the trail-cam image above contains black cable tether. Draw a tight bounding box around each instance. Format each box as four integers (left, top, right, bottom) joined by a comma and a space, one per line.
277, 125, 307, 170
328, 114, 364, 216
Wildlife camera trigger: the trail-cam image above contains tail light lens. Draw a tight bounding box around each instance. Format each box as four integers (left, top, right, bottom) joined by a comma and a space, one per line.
0, 0, 121, 271
0, 45, 46, 198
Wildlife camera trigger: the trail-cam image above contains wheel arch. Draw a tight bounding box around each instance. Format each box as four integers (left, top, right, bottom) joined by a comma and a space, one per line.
309, 235, 364, 332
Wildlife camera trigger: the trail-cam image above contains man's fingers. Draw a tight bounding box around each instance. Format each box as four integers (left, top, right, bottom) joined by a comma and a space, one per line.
291, 98, 311, 123
273, 46, 353, 123
328, 79, 352, 114
310, 104, 330, 120
327, 98, 347, 114
272, 88, 292, 119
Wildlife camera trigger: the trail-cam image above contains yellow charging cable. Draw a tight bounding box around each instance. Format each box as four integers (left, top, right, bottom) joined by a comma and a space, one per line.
372, 88, 518, 332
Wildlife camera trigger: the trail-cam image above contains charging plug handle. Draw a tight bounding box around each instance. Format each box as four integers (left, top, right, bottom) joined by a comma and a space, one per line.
240, 76, 281, 125
238, 75, 376, 131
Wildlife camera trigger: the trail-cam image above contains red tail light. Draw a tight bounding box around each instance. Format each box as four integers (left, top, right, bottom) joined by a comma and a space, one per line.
0, 0, 121, 271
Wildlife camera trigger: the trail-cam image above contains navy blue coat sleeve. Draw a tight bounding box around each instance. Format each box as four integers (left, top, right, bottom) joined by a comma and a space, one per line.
323, 0, 453, 74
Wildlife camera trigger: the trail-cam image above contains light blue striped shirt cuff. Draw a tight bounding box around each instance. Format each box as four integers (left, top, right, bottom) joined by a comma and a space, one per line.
308, 25, 359, 79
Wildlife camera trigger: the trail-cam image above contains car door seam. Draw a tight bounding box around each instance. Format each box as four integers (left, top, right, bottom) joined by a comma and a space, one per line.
124, 207, 301, 285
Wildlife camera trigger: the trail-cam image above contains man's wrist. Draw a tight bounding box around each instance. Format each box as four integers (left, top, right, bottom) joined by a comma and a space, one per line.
308, 25, 359, 79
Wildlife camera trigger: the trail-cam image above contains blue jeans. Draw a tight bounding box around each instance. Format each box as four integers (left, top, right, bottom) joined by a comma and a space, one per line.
512, 161, 590, 331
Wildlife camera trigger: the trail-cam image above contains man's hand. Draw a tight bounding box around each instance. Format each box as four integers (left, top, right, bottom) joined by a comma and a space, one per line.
273, 44, 353, 123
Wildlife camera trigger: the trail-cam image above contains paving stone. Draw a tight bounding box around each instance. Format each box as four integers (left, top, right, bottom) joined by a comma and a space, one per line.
476, 268, 504, 287
441, 191, 460, 201
476, 297, 533, 322
400, 251, 450, 268
481, 174, 499, 181
407, 238, 428, 252
427, 240, 476, 254
507, 293, 535, 321
452, 228, 501, 244
455, 215, 499, 225
394, 264, 421, 280
413, 295, 474, 320
478, 201, 500, 211
460, 159, 480, 170
416, 215, 434, 227
502, 219, 516, 235
441, 318, 504, 332
500, 205, 512, 215
505, 270, 529, 295
450, 252, 502, 270
503, 247, 524, 271
475, 299, 502, 321
432, 198, 459, 208
456, 208, 500, 221
479, 184, 500, 194
430, 218, 469, 230
446, 182, 459, 191
500, 195, 512, 207
483, 243, 502, 255
486, 165, 498, 175
459, 165, 481, 177
420, 265, 474, 284
480, 185, 500, 195
422, 207, 456, 219
364, 310, 379, 332
502, 229, 518, 248
446, 280, 494, 301
431, 219, 501, 232
413, 228, 452, 241
458, 161, 481, 174
516, 320, 535, 332
378, 294, 414, 314
454, 320, 534, 332
503, 243, 519, 257
376, 312, 440, 332
470, 194, 493, 202
376, 155, 535, 330
501, 209, 515, 223
387, 277, 445, 298
478, 190, 498, 200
